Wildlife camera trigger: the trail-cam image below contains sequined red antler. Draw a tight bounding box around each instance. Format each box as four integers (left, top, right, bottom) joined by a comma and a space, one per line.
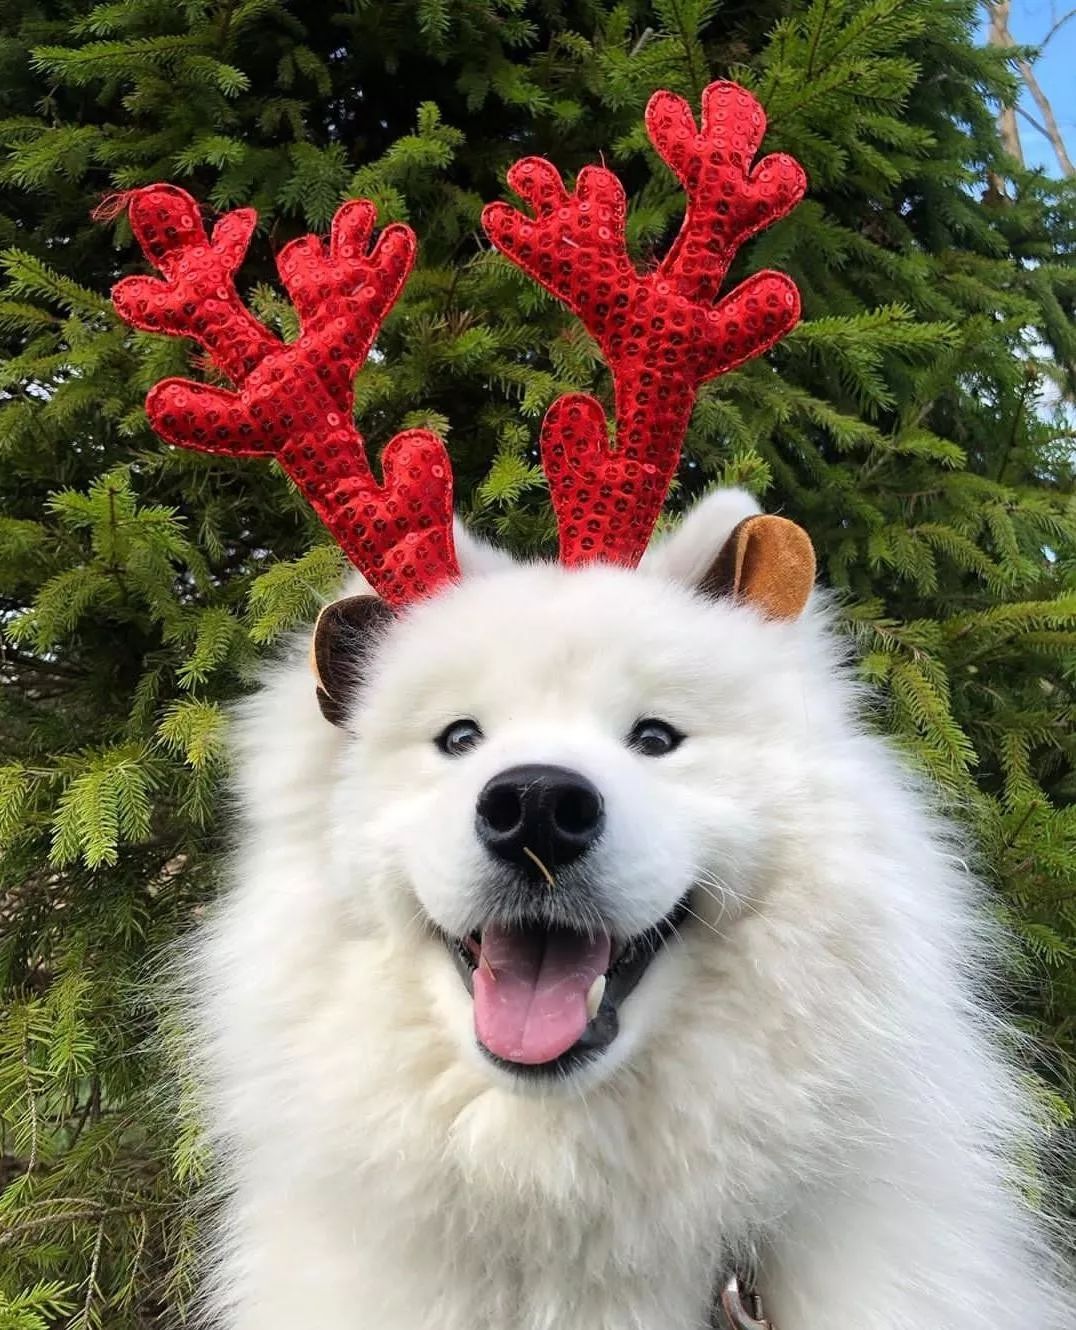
109, 185, 458, 606
482, 81, 806, 566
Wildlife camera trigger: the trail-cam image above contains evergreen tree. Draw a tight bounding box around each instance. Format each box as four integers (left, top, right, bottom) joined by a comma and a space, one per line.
1, 1, 1073, 1321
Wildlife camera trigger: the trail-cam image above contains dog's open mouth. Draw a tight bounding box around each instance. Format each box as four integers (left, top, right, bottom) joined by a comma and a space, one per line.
446, 895, 689, 1076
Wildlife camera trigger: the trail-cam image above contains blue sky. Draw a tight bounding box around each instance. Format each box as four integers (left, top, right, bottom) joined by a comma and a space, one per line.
998, 1, 1076, 173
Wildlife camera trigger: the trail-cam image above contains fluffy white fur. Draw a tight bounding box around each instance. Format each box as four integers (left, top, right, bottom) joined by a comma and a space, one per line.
188, 489, 1073, 1329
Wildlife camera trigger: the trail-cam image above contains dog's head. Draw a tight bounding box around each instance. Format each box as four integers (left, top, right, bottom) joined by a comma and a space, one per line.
312, 490, 817, 1089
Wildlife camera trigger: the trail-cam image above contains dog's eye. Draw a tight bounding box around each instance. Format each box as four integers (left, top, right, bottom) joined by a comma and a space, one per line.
436, 719, 484, 757
627, 718, 684, 757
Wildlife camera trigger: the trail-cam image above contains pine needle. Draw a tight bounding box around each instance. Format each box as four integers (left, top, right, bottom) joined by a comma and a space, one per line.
522, 846, 557, 890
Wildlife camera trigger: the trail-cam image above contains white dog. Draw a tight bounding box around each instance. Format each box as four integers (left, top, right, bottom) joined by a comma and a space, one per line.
186, 488, 1073, 1329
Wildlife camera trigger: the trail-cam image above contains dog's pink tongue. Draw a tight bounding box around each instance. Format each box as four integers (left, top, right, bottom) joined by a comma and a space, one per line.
474, 923, 611, 1065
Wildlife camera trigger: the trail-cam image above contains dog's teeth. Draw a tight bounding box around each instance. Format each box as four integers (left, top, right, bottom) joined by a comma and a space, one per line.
586, 974, 606, 1020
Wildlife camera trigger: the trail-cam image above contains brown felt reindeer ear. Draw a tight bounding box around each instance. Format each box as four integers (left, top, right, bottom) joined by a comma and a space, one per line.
311, 596, 395, 727
699, 515, 816, 620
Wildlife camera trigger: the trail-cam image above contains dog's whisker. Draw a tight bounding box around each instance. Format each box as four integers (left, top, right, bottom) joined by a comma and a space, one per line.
692, 878, 729, 910
693, 870, 771, 922
681, 903, 733, 945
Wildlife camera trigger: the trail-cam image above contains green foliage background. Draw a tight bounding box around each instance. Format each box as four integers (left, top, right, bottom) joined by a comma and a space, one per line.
0, 0, 1074, 1323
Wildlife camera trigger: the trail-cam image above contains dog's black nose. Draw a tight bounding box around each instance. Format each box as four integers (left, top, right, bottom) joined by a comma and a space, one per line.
476, 764, 605, 872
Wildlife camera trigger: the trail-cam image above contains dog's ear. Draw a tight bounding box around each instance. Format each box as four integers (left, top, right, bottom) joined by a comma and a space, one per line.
698, 514, 815, 620
311, 595, 395, 727
453, 517, 516, 576
642, 488, 761, 586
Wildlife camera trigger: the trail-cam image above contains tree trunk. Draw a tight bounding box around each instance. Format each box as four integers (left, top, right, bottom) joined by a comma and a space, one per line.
987, 0, 1074, 177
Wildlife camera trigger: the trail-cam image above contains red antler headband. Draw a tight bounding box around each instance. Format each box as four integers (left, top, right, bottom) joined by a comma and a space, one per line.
109, 188, 456, 607
108, 81, 805, 604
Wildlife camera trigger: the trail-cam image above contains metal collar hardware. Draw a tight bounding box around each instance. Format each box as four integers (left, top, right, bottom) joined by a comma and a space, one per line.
716, 1273, 773, 1330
